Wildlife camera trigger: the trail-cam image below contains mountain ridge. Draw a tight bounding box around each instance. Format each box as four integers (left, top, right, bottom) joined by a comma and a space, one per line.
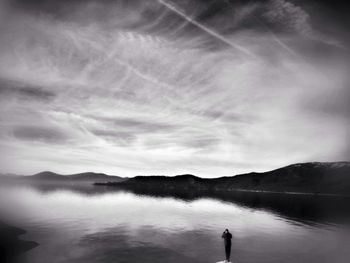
1, 171, 124, 183
98, 162, 350, 195
2, 162, 350, 194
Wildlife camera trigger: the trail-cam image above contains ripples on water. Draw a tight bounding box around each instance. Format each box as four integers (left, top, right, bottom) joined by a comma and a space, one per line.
0, 183, 349, 263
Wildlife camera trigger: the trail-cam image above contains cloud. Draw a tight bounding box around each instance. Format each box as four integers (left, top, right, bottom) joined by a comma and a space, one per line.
87, 116, 180, 146
0, 0, 349, 176
0, 79, 56, 102
12, 125, 68, 143
90, 130, 136, 146
108, 117, 178, 133
262, 0, 313, 36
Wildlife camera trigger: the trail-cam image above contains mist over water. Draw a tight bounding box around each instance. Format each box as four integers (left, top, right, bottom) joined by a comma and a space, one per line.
1, 183, 349, 263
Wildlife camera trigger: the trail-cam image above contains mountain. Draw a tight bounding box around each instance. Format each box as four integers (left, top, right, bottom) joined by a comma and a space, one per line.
32, 171, 67, 180
4, 171, 125, 183
2, 162, 350, 194
118, 174, 210, 190
0, 173, 21, 180
98, 162, 350, 195
68, 172, 123, 182
212, 162, 350, 194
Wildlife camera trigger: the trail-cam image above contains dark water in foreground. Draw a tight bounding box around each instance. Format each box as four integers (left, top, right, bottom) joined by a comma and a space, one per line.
0, 183, 349, 263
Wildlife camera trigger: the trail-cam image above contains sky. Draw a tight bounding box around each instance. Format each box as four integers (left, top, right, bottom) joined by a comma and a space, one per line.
0, 0, 349, 177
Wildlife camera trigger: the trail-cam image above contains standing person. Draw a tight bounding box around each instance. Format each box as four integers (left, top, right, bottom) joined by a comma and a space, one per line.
222, 229, 232, 262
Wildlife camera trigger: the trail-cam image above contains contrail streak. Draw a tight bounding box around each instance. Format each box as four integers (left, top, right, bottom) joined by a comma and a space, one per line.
68, 30, 176, 92
255, 18, 298, 56
158, 0, 256, 58
141, 8, 170, 32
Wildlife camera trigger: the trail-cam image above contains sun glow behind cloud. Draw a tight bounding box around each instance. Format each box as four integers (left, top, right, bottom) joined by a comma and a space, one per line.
0, 0, 349, 177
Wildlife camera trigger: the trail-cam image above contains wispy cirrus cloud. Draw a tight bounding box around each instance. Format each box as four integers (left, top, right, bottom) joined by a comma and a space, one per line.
12, 125, 67, 143
0, 79, 56, 102
0, 0, 349, 176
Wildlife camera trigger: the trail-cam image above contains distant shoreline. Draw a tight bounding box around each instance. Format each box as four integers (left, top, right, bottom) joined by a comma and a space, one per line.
95, 182, 350, 198
3, 161, 350, 197
222, 188, 350, 197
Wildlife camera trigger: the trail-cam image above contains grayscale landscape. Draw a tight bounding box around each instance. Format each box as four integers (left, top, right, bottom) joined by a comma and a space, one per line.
0, 0, 349, 263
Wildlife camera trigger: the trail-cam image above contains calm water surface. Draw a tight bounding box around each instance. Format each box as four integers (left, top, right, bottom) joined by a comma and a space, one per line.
0, 183, 349, 263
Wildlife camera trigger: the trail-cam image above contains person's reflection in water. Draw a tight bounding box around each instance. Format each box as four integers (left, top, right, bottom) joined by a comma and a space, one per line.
222, 229, 232, 262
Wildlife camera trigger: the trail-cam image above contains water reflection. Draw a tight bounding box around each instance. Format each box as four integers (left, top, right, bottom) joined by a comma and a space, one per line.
8, 181, 350, 226
0, 182, 349, 263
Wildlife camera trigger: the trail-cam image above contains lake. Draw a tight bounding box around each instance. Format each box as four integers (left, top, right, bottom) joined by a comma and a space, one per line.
0, 183, 349, 263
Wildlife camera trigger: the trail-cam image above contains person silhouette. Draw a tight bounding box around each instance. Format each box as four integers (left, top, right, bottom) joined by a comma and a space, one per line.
221, 229, 232, 262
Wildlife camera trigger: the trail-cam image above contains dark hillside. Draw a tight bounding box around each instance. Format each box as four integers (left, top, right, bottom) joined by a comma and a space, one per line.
99, 162, 350, 195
